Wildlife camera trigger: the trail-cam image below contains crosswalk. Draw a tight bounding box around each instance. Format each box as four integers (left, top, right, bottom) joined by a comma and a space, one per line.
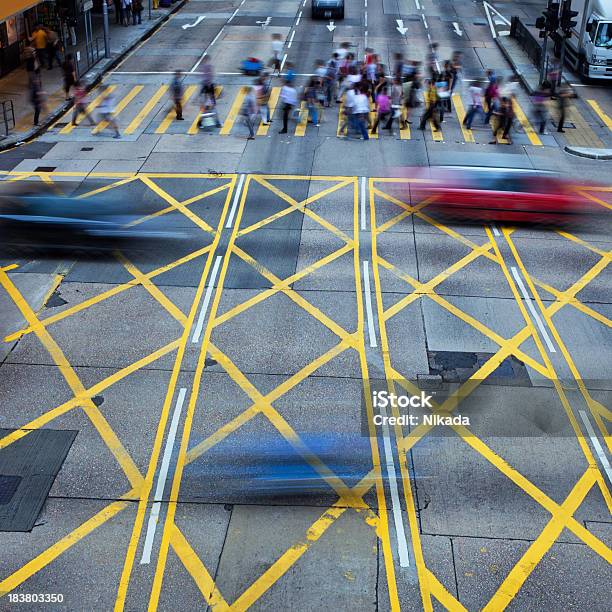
52, 81, 610, 148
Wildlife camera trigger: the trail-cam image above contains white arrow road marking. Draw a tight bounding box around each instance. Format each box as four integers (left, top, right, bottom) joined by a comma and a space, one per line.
327, 20, 336, 32
182, 15, 205, 30
453, 22, 463, 36
256, 16, 272, 27
396, 18, 408, 35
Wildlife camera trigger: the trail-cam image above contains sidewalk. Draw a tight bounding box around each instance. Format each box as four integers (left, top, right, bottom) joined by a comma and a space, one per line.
0, 1, 186, 150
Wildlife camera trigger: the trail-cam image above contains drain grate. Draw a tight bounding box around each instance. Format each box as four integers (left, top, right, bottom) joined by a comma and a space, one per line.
0, 475, 22, 505
81, 146, 94, 151
34, 166, 56, 172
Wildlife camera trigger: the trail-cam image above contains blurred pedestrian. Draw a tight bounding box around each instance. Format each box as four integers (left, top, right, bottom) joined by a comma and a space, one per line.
114, 0, 123, 24
72, 80, 95, 126
62, 53, 76, 100
278, 79, 297, 134
353, 85, 371, 140
484, 70, 499, 123
200, 55, 217, 104
255, 76, 271, 125
556, 85, 574, 133
29, 24, 47, 67
271, 33, 283, 76
403, 76, 421, 127
240, 86, 258, 139
419, 79, 440, 132
388, 77, 403, 131
45, 27, 62, 70
450, 51, 463, 94
489, 96, 511, 144
30, 76, 45, 126
435, 74, 450, 122
24, 44, 40, 76
132, 0, 143, 24
426, 42, 439, 79
323, 54, 339, 107
501, 97, 515, 144
303, 77, 321, 127
532, 83, 550, 135
122, 0, 132, 26
171, 70, 184, 120
371, 86, 391, 135
463, 81, 484, 129
96, 87, 120, 138
337, 83, 355, 137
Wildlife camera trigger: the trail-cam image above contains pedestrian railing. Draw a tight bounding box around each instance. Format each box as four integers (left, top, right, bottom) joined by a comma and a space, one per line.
76, 37, 105, 78
0, 100, 15, 138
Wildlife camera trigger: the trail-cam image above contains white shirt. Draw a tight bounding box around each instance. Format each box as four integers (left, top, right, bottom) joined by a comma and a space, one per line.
280, 85, 297, 106
469, 85, 483, 106
272, 39, 283, 58
335, 47, 348, 60
348, 73, 361, 85
344, 88, 356, 110
98, 93, 116, 114
353, 93, 371, 115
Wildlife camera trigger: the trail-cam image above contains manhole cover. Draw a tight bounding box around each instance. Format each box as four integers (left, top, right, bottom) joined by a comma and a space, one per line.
34, 166, 56, 172
0, 475, 22, 505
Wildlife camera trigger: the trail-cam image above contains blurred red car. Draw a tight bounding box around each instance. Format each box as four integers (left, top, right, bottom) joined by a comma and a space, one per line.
410, 167, 598, 225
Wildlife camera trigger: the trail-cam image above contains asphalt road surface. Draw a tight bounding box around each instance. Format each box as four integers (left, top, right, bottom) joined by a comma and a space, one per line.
0, 0, 611, 610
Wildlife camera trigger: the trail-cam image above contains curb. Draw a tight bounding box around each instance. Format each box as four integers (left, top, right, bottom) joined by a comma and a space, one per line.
0, 0, 188, 153
495, 35, 537, 96
564, 146, 612, 160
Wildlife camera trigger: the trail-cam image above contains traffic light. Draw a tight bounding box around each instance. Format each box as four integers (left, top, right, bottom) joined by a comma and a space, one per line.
536, 2, 560, 37
545, 2, 560, 31
560, 2, 579, 35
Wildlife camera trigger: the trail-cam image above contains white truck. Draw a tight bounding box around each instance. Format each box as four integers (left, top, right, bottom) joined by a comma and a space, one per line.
553, 0, 612, 80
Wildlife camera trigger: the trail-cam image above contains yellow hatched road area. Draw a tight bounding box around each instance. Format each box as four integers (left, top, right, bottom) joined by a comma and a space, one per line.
0, 169, 610, 610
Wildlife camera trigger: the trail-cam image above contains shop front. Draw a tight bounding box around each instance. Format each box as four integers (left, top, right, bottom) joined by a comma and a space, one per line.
0, 1, 59, 77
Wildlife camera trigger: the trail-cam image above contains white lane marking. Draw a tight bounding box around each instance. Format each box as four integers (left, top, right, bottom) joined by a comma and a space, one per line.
484, 1, 511, 25
360, 176, 367, 230
492, 225, 501, 236
296, 11, 302, 26
363, 261, 378, 348
579, 410, 612, 483
182, 15, 206, 30
303, 0, 306, 6
192, 256, 223, 344
365, 30, 368, 47
365, 13, 368, 27
453, 22, 463, 36
225, 173, 246, 229
511, 266, 556, 353
414, 0, 421, 8
228, 8, 239, 22
378, 399, 411, 567
421, 14, 428, 29
281, 53, 288, 70
289, 30, 296, 45
483, 1, 498, 40
190, 27, 224, 72
140, 387, 187, 565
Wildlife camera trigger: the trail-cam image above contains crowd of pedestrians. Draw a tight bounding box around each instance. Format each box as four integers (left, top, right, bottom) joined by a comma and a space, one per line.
23, 25, 578, 141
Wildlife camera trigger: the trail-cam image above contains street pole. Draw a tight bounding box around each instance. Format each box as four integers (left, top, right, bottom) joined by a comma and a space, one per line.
558, 35, 566, 87
540, 33, 548, 85
102, 0, 110, 58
